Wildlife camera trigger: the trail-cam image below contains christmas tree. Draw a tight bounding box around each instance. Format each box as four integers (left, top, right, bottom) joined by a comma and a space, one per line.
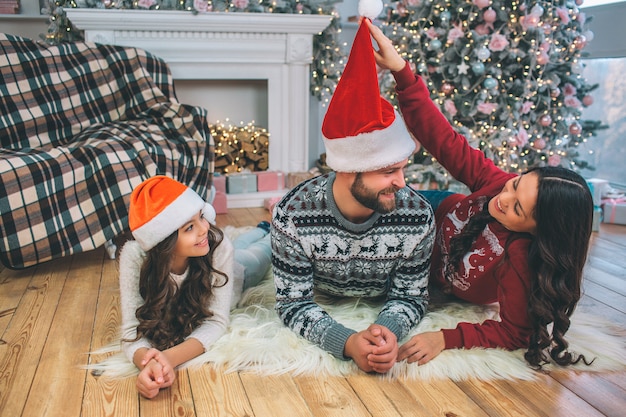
377, 0, 606, 188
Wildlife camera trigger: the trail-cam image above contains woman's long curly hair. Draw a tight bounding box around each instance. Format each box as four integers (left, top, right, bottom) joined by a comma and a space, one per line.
447, 166, 594, 368
126, 225, 228, 351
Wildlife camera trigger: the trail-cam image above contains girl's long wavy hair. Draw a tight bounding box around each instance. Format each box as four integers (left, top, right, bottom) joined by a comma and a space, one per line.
126, 225, 228, 351
447, 166, 594, 368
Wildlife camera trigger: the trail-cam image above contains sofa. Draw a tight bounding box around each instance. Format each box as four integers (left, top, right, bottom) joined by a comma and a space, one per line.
0, 33, 214, 269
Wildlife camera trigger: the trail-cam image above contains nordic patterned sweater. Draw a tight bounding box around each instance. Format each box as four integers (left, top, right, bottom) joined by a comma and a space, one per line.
394, 63, 534, 351
271, 172, 435, 359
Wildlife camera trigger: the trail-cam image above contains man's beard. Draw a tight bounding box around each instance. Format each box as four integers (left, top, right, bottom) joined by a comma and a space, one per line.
350, 173, 399, 214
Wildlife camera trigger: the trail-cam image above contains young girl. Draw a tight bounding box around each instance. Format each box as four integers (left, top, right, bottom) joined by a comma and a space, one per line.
119, 175, 271, 398
366, 20, 594, 369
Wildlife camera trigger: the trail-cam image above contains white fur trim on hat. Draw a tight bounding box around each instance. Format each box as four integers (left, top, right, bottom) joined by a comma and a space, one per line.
132, 187, 207, 251
202, 203, 216, 226
323, 110, 416, 172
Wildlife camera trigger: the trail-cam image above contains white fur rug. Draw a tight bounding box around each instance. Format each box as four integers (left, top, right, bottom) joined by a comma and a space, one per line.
88, 227, 626, 381
89, 275, 626, 381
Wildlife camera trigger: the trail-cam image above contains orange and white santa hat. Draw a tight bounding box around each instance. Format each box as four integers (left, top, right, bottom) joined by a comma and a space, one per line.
128, 175, 216, 251
321, 0, 416, 173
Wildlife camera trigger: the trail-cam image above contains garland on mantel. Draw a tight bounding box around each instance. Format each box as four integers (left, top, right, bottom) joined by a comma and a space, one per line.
41, 0, 346, 102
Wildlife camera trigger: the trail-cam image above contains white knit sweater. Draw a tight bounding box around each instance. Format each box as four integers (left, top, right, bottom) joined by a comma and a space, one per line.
118, 238, 237, 362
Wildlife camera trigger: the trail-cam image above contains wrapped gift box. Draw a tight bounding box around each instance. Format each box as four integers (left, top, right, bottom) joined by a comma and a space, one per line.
213, 175, 226, 194
602, 198, 626, 225
256, 170, 285, 192
287, 171, 319, 189
264, 196, 283, 213
587, 178, 609, 206
213, 191, 228, 214
226, 172, 257, 194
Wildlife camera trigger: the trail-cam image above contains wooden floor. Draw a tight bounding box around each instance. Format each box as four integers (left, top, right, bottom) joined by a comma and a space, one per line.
1, 207, 625, 417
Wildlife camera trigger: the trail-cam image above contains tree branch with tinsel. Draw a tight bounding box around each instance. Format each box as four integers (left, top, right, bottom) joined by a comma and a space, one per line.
41, 0, 346, 101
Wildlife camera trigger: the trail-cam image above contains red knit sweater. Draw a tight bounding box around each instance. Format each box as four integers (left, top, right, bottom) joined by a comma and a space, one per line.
394, 64, 533, 350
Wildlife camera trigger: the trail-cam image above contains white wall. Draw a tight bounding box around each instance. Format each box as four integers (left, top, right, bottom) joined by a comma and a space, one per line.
579, 58, 626, 187
580, 2, 626, 186
0, 17, 47, 40
581, 2, 626, 58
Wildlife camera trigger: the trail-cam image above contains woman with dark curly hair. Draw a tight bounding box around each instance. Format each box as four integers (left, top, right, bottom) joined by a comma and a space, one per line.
119, 175, 271, 398
366, 19, 594, 369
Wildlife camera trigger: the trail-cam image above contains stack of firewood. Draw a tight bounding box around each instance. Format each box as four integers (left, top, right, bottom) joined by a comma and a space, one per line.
211, 121, 269, 174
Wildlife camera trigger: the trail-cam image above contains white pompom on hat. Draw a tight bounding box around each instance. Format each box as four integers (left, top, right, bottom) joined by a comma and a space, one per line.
128, 175, 216, 251
321, 2, 416, 173
358, 0, 383, 20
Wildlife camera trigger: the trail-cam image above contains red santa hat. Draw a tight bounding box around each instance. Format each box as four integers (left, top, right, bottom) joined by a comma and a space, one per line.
321, 2, 416, 173
128, 175, 216, 251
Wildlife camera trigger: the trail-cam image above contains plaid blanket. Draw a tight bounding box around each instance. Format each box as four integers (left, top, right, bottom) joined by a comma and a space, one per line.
0, 33, 214, 269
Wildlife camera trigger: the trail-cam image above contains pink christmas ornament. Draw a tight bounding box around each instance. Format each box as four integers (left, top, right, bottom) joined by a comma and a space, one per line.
537, 52, 549, 65
232, 0, 249, 9
533, 138, 546, 150
583, 95, 594, 106
569, 122, 582, 135
564, 96, 582, 110
563, 83, 577, 96
520, 14, 540, 31
475, 24, 491, 35
515, 127, 529, 147
442, 82, 455, 95
426, 27, 439, 39
194, 0, 208, 12
473, 0, 490, 9
539, 115, 552, 126
447, 24, 465, 43
548, 154, 561, 166
573, 35, 587, 50
138, 0, 156, 8
483, 8, 497, 23
489, 33, 509, 52
521, 101, 533, 114
556, 7, 570, 24
444, 99, 458, 117
530, 4, 544, 16
477, 102, 497, 114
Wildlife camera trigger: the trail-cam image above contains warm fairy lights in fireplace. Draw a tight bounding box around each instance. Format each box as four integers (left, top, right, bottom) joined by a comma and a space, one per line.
211, 120, 270, 174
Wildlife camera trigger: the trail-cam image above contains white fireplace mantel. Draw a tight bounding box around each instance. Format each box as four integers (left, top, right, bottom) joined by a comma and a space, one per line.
66, 9, 331, 206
